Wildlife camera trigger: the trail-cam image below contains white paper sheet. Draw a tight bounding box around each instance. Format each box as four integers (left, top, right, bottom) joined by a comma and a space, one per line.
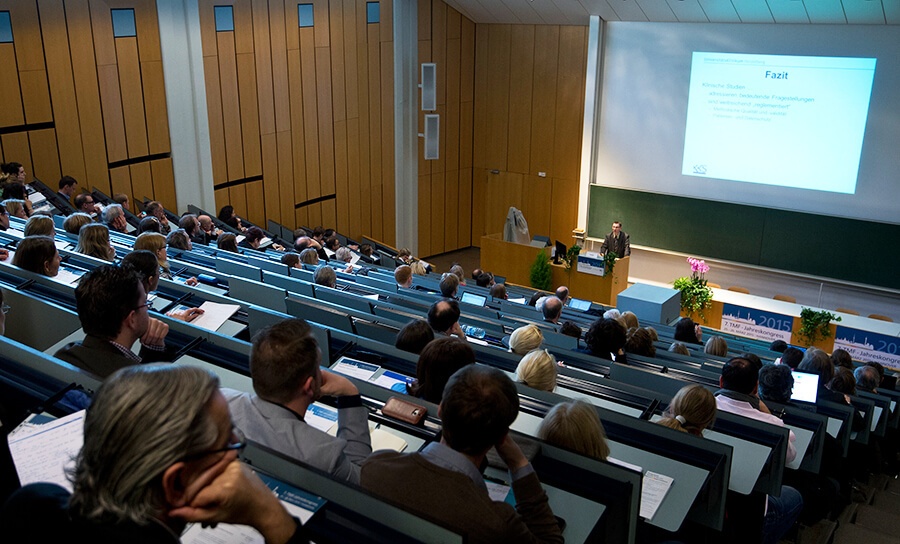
190, 301, 241, 332
640, 471, 675, 521
9, 411, 85, 491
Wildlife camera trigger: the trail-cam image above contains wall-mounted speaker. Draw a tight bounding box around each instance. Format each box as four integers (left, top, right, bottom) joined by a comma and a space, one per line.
420, 63, 436, 111
421, 114, 439, 160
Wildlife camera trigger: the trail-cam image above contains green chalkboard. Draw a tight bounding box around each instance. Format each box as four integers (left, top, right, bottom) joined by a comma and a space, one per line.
588, 185, 900, 290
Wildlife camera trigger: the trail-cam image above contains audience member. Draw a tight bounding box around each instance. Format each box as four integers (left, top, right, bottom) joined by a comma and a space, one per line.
144, 201, 171, 234
54, 265, 173, 377
362, 365, 563, 543
674, 317, 702, 344
758, 363, 794, 404
476, 272, 494, 287
516, 349, 558, 392
334, 246, 353, 264
440, 272, 459, 298
167, 228, 192, 251
527, 291, 543, 307
120, 250, 204, 323
2, 199, 27, 219
134, 232, 171, 278
854, 365, 880, 393
538, 400, 610, 460
76, 223, 116, 261
299, 248, 319, 265
0, 161, 25, 184
559, 320, 581, 339
621, 311, 639, 330
779, 347, 804, 369
449, 264, 465, 284
715, 357, 802, 544
0, 364, 307, 544
509, 324, 543, 355
313, 264, 336, 288
669, 342, 690, 356
427, 299, 466, 340
62, 212, 93, 235
217, 233, 239, 253
73, 192, 98, 215
625, 327, 656, 358
1, 183, 32, 216
585, 318, 627, 362
112, 192, 129, 210
490, 282, 508, 300
395, 319, 435, 355
408, 336, 475, 404
198, 214, 221, 241
410, 260, 428, 276
704, 336, 728, 357
769, 340, 788, 353
12, 236, 60, 277
225, 318, 371, 483
137, 216, 161, 234
102, 203, 129, 233
830, 348, 853, 370
828, 367, 857, 397
602, 308, 621, 321
657, 384, 717, 436
645, 326, 659, 342
239, 226, 265, 250
180, 213, 206, 245
23, 215, 55, 237
541, 296, 563, 324
281, 252, 301, 268
57, 175, 77, 202
394, 264, 413, 288
0, 203, 8, 231
554, 286, 569, 303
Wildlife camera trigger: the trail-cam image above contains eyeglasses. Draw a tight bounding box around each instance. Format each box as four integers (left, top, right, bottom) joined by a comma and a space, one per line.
133, 302, 150, 311
1, 304, 9, 314
182, 426, 246, 462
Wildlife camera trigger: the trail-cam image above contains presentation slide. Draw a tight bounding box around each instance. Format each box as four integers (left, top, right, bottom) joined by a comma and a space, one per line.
593, 23, 900, 225
682, 53, 875, 193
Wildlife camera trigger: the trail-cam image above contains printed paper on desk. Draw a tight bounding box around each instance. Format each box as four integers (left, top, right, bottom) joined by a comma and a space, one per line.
305, 403, 338, 433
640, 471, 674, 521
333, 358, 380, 380
190, 301, 241, 332
9, 410, 85, 492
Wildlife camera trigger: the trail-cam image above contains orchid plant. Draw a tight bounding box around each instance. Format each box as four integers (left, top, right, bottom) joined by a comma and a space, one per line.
674, 257, 713, 319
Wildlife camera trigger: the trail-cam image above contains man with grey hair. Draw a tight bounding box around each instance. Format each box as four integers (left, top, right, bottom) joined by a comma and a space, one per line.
224, 318, 371, 483
102, 203, 128, 233
313, 264, 337, 288
198, 214, 221, 242
1, 364, 308, 543
854, 365, 880, 393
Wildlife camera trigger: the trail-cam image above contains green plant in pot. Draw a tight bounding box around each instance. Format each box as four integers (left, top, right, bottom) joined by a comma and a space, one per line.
673, 257, 713, 320
797, 308, 841, 347
530, 251, 552, 291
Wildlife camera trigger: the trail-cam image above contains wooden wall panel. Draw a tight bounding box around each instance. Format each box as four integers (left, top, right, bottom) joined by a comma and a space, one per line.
28, 129, 61, 183
150, 158, 176, 212
0, 45, 24, 127
116, 37, 150, 157
472, 21, 588, 248
142, 60, 170, 154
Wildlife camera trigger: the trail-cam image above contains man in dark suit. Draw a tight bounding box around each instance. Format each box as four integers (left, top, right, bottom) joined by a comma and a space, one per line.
361, 365, 563, 543
55, 265, 173, 378
600, 221, 631, 257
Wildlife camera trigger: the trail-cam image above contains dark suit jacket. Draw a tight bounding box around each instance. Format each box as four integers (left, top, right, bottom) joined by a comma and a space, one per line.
361, 452, 562, 544
54, 335, 174, 379
601, 231, 631, 257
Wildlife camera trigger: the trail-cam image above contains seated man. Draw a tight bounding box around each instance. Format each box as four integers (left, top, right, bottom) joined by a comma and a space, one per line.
427, 298, 466, 341
224, 319, 371, 483
394, 264, 413, 289
1, 364, 306, 543
439, 272, 459, 298
716, 357, 802, 544
102, 203, 128, 233
541, 296, 563, 324
361, 365, 563, 543
55, 265, 173, 378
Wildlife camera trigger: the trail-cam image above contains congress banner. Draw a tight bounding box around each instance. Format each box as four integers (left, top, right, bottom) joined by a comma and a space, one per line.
833, 326, 900, 372
721, 304, 793, 343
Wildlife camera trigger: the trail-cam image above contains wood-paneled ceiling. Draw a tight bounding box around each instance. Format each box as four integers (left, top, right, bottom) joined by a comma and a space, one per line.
441, 0, 900, 25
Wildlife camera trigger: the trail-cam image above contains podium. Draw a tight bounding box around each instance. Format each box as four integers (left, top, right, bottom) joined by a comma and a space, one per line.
480, 233, 629, 305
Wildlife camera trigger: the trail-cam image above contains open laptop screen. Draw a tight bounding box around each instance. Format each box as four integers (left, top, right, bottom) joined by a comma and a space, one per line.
460, 292, 486, 307
568, 298, 591, 312
790, 370, 819, 404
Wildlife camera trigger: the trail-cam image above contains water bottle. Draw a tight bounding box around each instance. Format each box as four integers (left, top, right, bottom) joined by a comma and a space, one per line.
463, 325, 486, 339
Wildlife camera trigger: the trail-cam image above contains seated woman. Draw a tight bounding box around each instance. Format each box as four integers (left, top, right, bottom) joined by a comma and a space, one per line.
216, 232, 239, 253
120, 250, 203, 322
407, 337, 475, 404
657, 384, 717, 436
299, 247, 319, 266
166, 228, 192, 251
705, 336, 728, 357
280, 252, 301, 269
75, 223, 116, 261
62, 213, 93, 236
218, 205, 246, 232
134, 232, 197, 285
516, 349, 558, 392
509, 324, 543, 356
669, 342, 690, 355
12, 236, 61, 277
625, 326, 656, 358
137, 216, 161, 234
538, 400, 610, 461
1, 199, 27, 220
23, 215, 55, 238
238, 226, 265, 251
1, 183, 32, 216
313, 264, 336, 288
674, 317, 703, 344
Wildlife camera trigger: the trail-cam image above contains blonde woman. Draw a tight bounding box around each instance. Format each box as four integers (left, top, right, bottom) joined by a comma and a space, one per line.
2, 199, 27, 219
134, 232, 197, 285
75, 223, 116, 261
299, 247, 319, 265
704, 336, 728, 357
622, 310, 639, 330
516, 349, 558, 392
24, 215, 55, 238
63, 213, 93, 235
410, 260, 427, 276
538, 400, 610, 461
656, 384, 717, 436
509, 324, 543, 355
